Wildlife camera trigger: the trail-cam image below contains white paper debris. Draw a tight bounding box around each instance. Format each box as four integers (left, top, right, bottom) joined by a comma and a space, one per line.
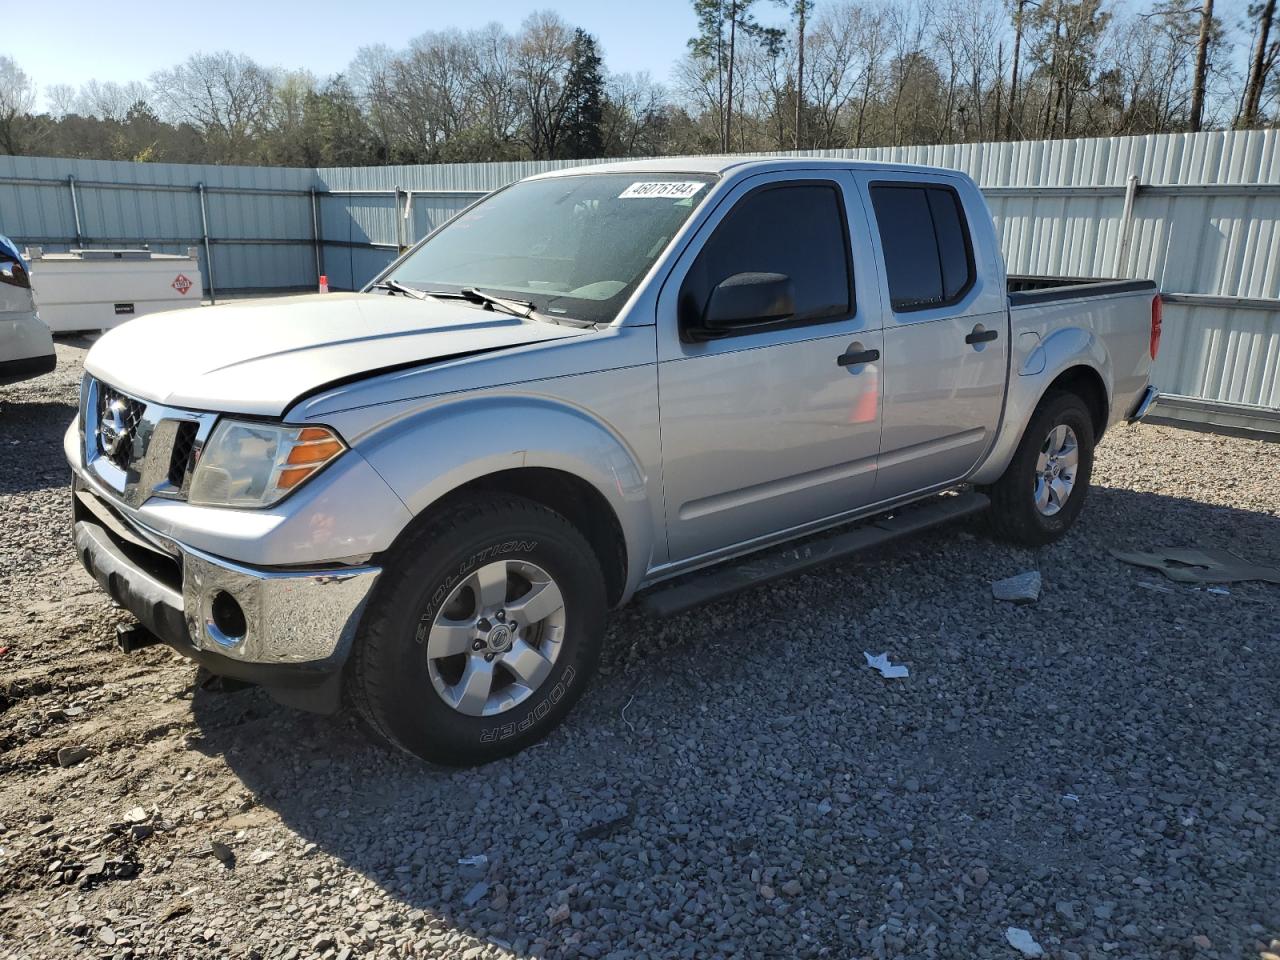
1005, 927, 1044, 957
863, 651, 909, 679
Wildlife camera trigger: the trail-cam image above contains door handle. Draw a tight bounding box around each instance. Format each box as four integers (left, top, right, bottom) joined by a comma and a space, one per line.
966, 327, 999, 345
837, 348, 880, 367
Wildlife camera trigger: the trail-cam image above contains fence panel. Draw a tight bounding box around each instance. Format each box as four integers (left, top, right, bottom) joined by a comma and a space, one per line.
2, 131, 1278, 419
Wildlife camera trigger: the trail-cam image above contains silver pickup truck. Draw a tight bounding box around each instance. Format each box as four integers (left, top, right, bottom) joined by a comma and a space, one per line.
65, 157, 1160, 764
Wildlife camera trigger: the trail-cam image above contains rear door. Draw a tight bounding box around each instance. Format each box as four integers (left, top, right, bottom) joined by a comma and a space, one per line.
656, 171, 885, 565
856, 173, 1008, 500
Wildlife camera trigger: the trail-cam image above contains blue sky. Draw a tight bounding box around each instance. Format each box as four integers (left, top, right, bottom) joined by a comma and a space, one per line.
10, 0, 742, 97
7, 0, 1257, 108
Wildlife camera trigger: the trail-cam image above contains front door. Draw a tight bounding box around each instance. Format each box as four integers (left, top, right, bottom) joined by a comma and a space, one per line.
657, 172, 885, 564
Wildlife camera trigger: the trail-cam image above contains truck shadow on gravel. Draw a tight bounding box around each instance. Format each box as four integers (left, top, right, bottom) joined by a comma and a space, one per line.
0, 399, 78, 495
184, 483, 1279, 958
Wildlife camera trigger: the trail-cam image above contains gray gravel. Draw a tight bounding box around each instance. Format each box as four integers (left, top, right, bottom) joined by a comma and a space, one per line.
2, 341, 1278, 960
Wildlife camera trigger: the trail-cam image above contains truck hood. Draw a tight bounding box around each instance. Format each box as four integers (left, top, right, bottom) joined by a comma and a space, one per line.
83, 293, 588, 416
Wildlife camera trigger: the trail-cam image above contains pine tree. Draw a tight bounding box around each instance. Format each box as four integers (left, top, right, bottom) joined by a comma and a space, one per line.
562, 29, 605, 158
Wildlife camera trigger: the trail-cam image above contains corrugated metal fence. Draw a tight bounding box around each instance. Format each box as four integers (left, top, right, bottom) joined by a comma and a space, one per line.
2, 130, 1277, 419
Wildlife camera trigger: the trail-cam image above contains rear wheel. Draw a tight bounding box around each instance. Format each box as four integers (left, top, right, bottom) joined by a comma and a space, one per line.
986, 390, 1095, 546
351, 495, 606, 765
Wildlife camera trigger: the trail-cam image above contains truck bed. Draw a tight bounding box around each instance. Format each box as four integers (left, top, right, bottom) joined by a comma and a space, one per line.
1008, 274, 1157, 305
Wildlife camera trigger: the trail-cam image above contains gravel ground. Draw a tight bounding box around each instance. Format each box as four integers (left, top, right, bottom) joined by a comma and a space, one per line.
1, 341, 1278, 960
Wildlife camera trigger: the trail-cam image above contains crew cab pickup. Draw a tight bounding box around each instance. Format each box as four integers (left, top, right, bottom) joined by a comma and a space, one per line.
66, 158, 1160, 764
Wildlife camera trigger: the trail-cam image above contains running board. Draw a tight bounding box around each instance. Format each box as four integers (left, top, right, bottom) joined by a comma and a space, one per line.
638, 491, 990, 618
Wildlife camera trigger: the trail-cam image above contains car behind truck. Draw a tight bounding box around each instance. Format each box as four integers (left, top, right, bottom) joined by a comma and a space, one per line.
65, 158, 1160, 764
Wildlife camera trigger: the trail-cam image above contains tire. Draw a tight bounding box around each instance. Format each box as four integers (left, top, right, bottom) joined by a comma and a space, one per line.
350, 495, 607, 765
986, 390, 1095, 546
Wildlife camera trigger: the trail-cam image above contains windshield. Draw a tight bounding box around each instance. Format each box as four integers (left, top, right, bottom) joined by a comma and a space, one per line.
382, 173, 716, 324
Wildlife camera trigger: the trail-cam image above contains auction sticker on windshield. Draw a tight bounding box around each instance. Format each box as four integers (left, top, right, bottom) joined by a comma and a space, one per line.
618, 181, 706, 200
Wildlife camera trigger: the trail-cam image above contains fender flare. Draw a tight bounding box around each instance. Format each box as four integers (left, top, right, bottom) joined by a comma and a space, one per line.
357, 394, 654, 599
970, 326, 1114, 485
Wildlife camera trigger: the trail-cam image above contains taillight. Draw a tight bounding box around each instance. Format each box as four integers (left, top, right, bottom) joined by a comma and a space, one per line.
1150, 294, 1162, 360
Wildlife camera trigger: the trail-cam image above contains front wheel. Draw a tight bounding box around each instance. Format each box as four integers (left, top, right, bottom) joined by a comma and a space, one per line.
986, 390, 1096, 546
350, 495, 606, 765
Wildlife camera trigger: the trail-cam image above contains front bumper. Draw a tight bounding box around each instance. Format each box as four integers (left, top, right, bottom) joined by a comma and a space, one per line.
72, 478, 381, 702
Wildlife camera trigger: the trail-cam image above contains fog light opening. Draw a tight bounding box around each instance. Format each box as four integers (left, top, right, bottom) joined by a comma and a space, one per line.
210, 591, 247, 641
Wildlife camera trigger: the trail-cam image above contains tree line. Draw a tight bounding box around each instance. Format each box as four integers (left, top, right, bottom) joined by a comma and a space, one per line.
0, 1, 1276, 168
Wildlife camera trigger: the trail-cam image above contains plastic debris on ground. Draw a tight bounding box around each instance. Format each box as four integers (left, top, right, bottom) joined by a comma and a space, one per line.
863, 651, 909, 679
1109, 546, 1280, 585
992, 570, 1042, 603
1005, 926, 1045, 957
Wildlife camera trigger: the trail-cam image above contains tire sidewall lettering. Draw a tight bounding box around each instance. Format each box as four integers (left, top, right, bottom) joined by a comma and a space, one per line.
420, 539, 539, 634
480, 664, 576, 743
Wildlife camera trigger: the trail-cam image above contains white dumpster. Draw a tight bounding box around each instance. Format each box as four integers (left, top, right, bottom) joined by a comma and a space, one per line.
25, 247, 203, 333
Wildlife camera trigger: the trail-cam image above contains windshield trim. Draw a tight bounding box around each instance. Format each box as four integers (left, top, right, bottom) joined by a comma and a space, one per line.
366, 171, 722, 328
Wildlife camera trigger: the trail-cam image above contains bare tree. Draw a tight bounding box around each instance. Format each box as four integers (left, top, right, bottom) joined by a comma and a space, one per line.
1189, 0, 1214, 130
0, 57, 37, 154
791, 0, 811, 148
469, 24, 524, 156
1241, 0, 1277, 126
1006, 0, 1029, 137
349, 44, 397, 161
885, 0, 935, 145
387, 30, 476, 161
79, 80, 149, 121
46, 84, 77, 119
603, 71, 668, 155
804, 2, 887, 148
515, 11, 575, 159
149, 52, 275, 161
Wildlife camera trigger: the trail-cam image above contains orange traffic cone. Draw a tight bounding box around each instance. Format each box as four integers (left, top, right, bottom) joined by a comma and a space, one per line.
319, 275, 330, 294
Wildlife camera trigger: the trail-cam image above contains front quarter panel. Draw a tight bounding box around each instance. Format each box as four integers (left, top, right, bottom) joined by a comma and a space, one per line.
343, 371, 660, 601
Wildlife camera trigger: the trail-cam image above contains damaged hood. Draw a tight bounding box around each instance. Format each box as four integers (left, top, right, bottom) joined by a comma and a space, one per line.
84, 293, 588, 416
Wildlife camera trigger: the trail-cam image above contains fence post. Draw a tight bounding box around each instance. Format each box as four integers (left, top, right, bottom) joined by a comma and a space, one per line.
197, 182, 216, 304
1116, 174, 1140, 278
310, 187, 324, 287
67, 176, 83, 247
394, 187, 406, 252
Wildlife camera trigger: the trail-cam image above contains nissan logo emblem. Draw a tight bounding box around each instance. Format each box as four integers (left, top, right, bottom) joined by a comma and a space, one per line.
98, 399, 130, 458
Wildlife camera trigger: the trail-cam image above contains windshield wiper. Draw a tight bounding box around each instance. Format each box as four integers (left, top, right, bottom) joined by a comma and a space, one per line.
369, 278, 429, 300
379, 282, 596, 328
444, 287, 537, 319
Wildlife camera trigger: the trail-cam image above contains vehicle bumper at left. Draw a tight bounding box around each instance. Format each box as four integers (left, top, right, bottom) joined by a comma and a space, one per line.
0, 351, 56, 386
71, 478, 381, 711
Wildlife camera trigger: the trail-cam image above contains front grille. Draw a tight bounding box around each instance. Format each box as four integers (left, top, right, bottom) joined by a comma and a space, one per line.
95, 383, 147, 469
169, 421, 198, 486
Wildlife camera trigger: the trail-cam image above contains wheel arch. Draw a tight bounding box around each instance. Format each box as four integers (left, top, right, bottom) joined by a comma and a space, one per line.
1044, 364, 1109, 439
356, 395, 653, 607
427, 467, 630, 607
971, 328, 1113, 487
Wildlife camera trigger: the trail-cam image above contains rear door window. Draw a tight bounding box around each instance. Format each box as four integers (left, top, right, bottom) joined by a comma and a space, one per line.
870, 184, 974, 312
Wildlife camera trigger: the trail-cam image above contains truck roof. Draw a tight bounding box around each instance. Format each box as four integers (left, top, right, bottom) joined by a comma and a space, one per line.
531, 155, 959, 180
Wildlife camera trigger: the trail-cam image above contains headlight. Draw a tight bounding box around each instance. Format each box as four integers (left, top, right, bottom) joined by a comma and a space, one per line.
188, 420, 346, 508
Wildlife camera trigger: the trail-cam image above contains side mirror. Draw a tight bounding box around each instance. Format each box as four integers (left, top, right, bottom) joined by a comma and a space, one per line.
700, 272, 795, 335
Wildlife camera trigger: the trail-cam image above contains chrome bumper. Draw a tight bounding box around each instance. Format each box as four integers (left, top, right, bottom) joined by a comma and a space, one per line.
72, 479, 380, 674
1127, 384, 1159, 423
